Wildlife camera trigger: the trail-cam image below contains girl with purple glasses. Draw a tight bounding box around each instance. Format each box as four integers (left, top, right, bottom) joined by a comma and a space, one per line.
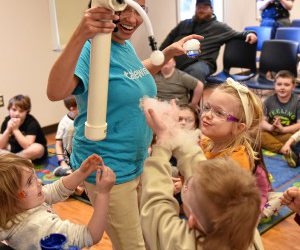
199, 78, 263, 171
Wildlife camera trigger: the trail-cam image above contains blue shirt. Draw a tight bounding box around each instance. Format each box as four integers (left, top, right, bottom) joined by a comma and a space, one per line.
72, 40, 156, 184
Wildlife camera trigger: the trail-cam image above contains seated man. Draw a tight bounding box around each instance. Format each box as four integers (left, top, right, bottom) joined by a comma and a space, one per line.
154, 58, 203, 110
160, 0, 257, 85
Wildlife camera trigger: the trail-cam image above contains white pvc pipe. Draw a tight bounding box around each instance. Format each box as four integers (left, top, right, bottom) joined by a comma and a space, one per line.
85, 0, 163, 141
124, 0, 154, 36
85, 0, 126, 141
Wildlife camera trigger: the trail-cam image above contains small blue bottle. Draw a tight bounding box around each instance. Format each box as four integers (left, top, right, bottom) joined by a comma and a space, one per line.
40, 234, 80, 250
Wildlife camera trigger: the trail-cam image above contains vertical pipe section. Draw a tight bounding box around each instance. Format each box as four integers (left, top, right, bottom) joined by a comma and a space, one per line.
84, 33, 111, 141
85, 0, 126, 141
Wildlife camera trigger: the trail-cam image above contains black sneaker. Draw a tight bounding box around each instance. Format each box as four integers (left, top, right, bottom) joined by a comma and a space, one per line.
53, 166, 72, 176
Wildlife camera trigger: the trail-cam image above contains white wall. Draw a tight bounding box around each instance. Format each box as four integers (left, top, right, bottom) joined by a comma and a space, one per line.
0, 0, 65, 127
1, 0, 300, 128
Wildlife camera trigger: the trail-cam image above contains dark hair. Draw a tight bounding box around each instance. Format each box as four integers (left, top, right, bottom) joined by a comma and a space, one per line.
88, 0, 91, 8
179, 104, 199, 128
7, 95, 31, 113
274, 70, 295, 84
63, 96, 77, 111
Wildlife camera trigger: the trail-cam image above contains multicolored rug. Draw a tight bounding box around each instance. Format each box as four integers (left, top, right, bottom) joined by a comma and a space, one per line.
34, 146, 60, 185
258, 150, 300, 234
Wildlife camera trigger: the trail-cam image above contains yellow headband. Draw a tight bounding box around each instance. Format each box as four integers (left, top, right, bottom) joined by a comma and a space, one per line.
225, 78, 252, 128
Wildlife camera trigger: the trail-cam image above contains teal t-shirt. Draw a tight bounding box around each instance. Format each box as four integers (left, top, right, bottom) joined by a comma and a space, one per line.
72, 40, 157, 184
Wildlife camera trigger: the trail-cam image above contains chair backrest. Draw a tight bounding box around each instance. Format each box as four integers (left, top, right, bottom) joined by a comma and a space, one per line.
275, 27, 300, 53
244, 26, 273, 51
291, 19, 300, 27
223, 39, 257, 74
259, 40, 299, 76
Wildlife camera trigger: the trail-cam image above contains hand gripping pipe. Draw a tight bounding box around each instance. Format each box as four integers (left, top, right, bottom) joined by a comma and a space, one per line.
85, 0, 165, 141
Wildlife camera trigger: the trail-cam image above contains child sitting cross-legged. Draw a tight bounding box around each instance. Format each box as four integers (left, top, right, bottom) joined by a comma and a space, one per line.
140, 102, 264, 250
0, 95, 48, 163
261, 70, 300, 167
0, 152, 115, 250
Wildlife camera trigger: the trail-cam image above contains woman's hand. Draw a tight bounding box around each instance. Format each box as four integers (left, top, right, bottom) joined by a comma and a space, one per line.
162, 34, 204, 59
76, 7, 119, 41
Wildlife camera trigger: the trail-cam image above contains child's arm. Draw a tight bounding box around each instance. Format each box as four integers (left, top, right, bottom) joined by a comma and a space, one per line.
10, 117, 36, 149
260, 116, 274, 132
282, 187, 300, 214
0, 120, 12, 149
44, 154, 103, 204
87, 165, 115, 244
62, 154, 102, 190
274, 120, 300, 134
55, 140, 69, 168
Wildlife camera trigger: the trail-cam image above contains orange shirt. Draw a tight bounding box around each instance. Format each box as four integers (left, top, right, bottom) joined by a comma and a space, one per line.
200, 137, 251, 171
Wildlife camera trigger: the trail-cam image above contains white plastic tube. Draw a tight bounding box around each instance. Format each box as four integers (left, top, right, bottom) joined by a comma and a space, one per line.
85, 0, 163, 141
85, 0, 126, 141
124, 0, 153, 36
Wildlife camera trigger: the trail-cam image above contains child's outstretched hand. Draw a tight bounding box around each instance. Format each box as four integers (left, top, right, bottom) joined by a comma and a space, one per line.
95, 165, 116, 194
282, 187, 300, 214
79, 154, 103, 176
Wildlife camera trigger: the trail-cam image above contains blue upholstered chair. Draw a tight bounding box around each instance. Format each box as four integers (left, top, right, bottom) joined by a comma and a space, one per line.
275, 27, 300, 53
206, 39, 257, 84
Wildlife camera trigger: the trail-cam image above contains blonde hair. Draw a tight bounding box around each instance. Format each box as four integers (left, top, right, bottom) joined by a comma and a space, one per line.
203, 82, 263, 169
192, 158, 260, 250
0, 153, 33, 229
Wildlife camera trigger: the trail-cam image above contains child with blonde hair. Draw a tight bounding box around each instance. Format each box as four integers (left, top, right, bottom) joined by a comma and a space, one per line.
140, 105, 263, 250
0, 152, 115, 249
200, 78, 263, 171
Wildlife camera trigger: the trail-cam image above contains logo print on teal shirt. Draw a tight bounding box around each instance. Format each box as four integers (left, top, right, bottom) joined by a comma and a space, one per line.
124, 68, 150, 80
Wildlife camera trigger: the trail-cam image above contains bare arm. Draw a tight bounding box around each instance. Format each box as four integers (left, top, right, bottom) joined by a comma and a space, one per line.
260, 117, 274, 132
0, 128, 11, 149
190, 81, 204, 111
143, 34, 203, 76
12, 131, 35, 149
87, 166, 115, 244
47, 7, 119, 101
55, 140, 69, 168
279, 0, 294, 10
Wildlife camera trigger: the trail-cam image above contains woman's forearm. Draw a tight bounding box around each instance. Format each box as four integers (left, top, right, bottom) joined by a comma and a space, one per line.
47, 29, 86, 101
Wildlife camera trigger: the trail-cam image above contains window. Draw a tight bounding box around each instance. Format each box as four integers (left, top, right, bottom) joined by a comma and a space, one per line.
177, 0, 223, 22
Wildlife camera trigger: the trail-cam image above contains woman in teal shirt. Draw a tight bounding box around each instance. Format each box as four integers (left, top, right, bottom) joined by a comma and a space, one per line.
47, 1, 202, 249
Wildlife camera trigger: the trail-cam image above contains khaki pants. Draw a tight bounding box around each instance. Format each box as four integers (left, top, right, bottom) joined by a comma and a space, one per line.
261, 132, 292, 153
85, 176, 145, 250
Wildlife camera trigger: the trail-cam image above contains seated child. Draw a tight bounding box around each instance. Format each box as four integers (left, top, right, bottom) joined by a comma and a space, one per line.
260, 70, 300, 167
140, 106, 263, 250
200, 78, 263, 171
0, 95, 48, 162
54, 95, 78, 176
0, 152, 115, 249
154, 58, 203, 111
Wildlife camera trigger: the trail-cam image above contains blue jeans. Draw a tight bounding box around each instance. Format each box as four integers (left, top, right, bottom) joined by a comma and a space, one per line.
183, 61, 212, 83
